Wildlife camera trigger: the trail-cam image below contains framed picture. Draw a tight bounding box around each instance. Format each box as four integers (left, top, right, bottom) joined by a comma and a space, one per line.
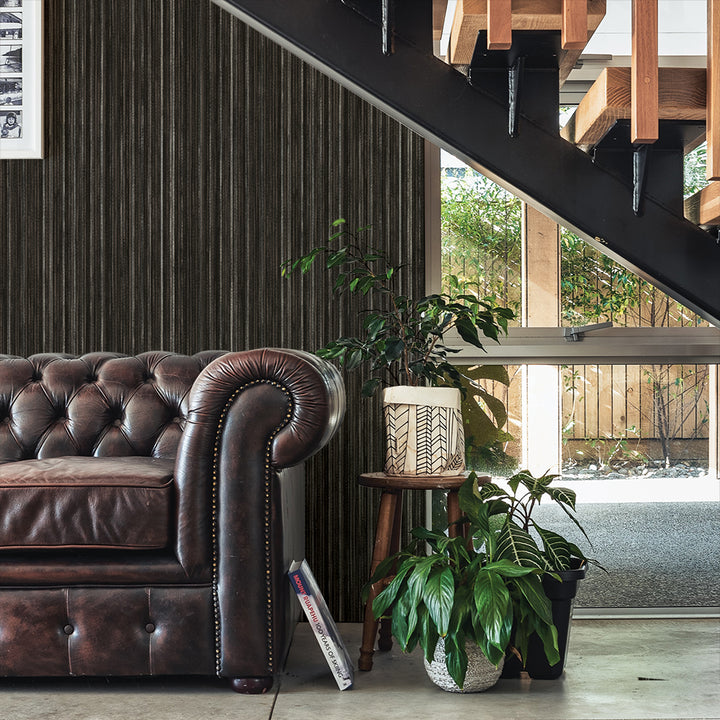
0, 0, 41, 159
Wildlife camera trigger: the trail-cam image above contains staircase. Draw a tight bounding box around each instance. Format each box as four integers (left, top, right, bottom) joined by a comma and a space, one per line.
212, 0, 720, 328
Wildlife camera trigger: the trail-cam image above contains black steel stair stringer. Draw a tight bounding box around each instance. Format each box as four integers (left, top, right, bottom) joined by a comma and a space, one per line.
212, 0, 720, 328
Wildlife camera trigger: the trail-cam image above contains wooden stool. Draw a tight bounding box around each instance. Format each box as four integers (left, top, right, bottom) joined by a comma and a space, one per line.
358, 472, 484, 672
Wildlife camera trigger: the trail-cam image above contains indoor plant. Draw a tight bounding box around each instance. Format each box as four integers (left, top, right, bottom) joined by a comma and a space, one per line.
473, 468, 600, 678
281, 219, 514, 475
363, 474, 562, 691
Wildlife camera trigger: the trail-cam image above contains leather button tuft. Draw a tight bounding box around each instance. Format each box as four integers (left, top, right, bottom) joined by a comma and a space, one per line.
145, 623, 156, 633
63, 624, 74, 635
112, 419, 122, 427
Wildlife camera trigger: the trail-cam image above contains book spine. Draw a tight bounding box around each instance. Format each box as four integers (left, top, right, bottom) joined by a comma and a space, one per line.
289, 570, 353, 690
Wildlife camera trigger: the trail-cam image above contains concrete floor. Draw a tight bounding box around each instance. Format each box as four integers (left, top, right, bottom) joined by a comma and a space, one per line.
0, 619, 717, 719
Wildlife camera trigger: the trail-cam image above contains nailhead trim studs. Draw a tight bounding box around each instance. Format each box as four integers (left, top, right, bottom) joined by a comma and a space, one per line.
211, 380, 294, 676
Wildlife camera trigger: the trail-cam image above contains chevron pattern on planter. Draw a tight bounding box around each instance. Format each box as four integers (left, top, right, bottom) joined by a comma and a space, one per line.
383, 401, 465, 476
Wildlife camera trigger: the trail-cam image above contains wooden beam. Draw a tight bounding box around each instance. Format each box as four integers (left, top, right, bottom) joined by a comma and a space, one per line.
433, 0, 449, 46
487, 0, 512, 50
685, 182, 720, 226
631, 0, 658, 143
562, 0, 587, 50
448, 0, 606, 80
562, 67, 706, 150
708, 0, 720, 180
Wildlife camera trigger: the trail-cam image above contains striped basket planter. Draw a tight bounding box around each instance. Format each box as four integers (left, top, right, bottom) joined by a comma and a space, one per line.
382, 386, 465, 476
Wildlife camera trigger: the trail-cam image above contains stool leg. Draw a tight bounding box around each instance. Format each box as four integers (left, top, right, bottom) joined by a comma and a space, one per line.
378, 491, 404, 652
447, 488, 466, 538
359, 489, 399, 671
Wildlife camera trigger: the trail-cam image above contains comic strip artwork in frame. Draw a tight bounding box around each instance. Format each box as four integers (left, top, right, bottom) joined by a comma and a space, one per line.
0, 0, 42, 159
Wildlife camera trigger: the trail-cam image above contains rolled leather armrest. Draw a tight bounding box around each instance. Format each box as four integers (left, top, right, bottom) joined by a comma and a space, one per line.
173, 348, 345, 576
189, 348, 346, 469
171, 349, 345, 679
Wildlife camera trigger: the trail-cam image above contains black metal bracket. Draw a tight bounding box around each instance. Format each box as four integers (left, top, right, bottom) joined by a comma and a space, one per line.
633, 144, 650, 217
468, 31, 561, 137
591, 120, 705, 218
381, 0, 394, 55
508, 57, 524, 138
340, 0, 431, 55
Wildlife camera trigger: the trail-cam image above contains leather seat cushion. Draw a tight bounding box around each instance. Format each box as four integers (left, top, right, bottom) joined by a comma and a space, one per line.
0, 457, 174, 550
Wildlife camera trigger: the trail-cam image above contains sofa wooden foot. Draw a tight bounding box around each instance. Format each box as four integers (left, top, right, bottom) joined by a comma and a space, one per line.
230, 677, 273, 694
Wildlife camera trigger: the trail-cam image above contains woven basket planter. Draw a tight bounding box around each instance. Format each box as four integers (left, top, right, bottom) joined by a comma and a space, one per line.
424, 637, 503, 693
383, 386, 465, 476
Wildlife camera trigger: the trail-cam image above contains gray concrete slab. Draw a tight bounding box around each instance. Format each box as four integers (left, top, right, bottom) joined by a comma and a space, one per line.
0, 619, 717, 719
274, 620, 720, 720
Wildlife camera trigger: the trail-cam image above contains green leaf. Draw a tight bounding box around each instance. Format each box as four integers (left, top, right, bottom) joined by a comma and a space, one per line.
495, 520, 546, 569
473, 570, 512, 652
361, 377, 382, 397
473, 387, 508, 430
326, 249, 348, 268
422, 566, 455, 637
458, 476, 489, 531
482, 560, 539, 578
512, 574, 553, 626
443, 632, 469, 690
463, 365, 510, 386
392, 592, 411, 649
384, 338, 404, 362
372, 560, 416, 619
547, 486, 577, 510
535, 525, 572, 571
455, 316, 484, 349
364, 313, 386, 340
419, 606, 440, 663
346, 349, 365, 370
532, 617, 560, 667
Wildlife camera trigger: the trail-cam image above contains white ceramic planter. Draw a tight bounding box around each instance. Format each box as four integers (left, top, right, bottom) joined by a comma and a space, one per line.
382, 386, 465, 476
424, 637, 503, 693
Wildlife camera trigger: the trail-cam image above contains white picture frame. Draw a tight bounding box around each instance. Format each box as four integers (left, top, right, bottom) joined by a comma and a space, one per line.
0, 0, 42, 159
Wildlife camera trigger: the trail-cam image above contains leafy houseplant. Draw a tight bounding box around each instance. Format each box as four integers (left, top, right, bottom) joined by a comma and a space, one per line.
474, 469, 599, 679
366, 470, 598, 689
281, 219, 514, 398
364, 474, 562, 691
282, 219, 515, 475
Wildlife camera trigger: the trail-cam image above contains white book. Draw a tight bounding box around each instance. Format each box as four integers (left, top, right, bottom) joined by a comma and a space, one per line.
288, 559, 354, 690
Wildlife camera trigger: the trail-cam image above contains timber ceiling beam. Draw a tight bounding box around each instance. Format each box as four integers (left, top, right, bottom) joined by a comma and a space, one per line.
212, 0, 720, 327
685, 183, 720, 227
631, 0, 658, 144
561, 67, 707, 150
708, 0, 720, 180
448, 0, 605, 82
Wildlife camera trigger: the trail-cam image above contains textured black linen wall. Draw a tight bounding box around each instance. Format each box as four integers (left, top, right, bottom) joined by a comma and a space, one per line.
0, 0, 426, 621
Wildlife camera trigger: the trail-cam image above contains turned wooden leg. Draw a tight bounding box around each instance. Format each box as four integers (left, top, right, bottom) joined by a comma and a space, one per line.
378, 491, 404, 652
359, 489, 400, 671
230, 676, 273, 694
447, 488, 465, 538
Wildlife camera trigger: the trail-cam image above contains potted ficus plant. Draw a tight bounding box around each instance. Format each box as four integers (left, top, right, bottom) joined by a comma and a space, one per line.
475, 468, 601, 678
363, 474, 561, 692
281, 219, 514, 476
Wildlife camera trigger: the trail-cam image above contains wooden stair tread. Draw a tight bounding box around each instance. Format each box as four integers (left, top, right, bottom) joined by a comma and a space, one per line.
433, 0, 449, 47
561, 67, 707, 150
448, 0, 606, 83
685, 182, 720, 226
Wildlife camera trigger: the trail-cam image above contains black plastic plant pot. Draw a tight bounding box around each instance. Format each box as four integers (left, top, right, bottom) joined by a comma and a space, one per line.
503, 560, 587, 680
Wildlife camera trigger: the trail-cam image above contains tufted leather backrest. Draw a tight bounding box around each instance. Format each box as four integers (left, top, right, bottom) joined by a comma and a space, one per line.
0, 351, 227, 464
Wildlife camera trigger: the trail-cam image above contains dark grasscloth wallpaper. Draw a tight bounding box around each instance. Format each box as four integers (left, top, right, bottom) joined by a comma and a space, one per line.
0, 0, 426, 621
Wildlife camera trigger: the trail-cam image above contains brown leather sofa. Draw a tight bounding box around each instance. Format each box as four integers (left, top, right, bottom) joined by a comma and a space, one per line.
0, 349, 344, 693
